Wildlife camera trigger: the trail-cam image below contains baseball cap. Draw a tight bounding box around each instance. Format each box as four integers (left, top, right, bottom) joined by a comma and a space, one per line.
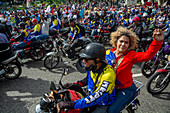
133, 16, 140, 21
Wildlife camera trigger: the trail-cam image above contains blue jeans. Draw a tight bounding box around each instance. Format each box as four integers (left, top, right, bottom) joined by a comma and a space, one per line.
107, 83, 136, 113
14, 42, 27, 50
31, 34, 48, 41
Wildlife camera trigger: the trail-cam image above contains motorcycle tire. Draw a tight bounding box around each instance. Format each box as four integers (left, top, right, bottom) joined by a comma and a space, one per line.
4, 62, 22, 80
121, 106, 134, 113
30, 48, 45, 61
146, 71, 170, 94
141, 59, 159, 78
43, 40, 54, 52
44, 55, 60, 69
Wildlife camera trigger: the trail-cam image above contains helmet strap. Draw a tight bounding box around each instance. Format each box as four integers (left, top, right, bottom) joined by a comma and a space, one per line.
85, 59, 100, 71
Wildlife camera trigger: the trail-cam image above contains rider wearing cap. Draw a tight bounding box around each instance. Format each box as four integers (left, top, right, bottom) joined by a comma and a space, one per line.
57, 43, 116, 113
30, 18, 41, 36
128, 16, 143, 40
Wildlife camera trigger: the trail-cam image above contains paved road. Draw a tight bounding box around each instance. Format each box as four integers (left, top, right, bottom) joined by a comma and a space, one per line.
0, 57, 170, 113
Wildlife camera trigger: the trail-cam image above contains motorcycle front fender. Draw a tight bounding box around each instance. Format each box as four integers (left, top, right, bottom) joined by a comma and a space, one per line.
157, 69, 168, 73
46, 52, 57, 56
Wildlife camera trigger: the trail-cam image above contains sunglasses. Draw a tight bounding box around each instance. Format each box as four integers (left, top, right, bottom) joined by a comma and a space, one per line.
83, 58, 95, 62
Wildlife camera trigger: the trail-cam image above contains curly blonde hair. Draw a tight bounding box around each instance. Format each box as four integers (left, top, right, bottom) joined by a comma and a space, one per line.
110, 27, 140, 50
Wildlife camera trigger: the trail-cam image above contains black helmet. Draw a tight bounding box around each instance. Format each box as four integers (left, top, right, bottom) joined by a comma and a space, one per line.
79, 43, 106, 71
51, 15, 55, 19
80, 43, 106, 61
69, 18, 75, 22
21, 16, 27, 21
19, 22, 26, 28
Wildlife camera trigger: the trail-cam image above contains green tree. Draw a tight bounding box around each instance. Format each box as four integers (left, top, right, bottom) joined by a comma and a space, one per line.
47, 0, 53, 4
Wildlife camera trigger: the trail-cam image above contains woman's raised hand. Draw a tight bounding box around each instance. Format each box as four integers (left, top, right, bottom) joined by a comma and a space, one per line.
152, 29, 163, 41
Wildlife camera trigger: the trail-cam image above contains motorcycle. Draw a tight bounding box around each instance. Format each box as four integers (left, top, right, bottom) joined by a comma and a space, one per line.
90, 25, 111, 44
141, 39, 170, 78
146, 61, 170, 94
36, 68, 143, 113
43, 37, 92, 69
36, 68, 85, 113
0, 50, 22, 80
11, 40, 45, 61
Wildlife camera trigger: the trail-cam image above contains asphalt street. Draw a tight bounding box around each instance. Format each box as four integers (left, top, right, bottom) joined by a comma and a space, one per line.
0, 56, 170, 113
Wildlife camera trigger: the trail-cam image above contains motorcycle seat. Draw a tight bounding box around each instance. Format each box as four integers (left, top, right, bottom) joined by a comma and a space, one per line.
25, 40, 42, 48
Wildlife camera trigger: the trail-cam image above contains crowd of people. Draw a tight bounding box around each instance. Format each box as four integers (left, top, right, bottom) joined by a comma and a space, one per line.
0, 1, 169, 113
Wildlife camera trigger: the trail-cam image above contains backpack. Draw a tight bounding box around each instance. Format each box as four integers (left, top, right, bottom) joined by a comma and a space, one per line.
76, 24, 85, 36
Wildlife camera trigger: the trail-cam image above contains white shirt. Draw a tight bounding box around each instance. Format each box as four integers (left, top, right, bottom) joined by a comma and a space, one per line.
68, 10, 72, 17
42, 20, 49, 35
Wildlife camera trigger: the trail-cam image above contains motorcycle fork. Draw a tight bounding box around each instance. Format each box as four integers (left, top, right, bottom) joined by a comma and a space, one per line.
160, 72, 170, 85
151, 54, 159, 68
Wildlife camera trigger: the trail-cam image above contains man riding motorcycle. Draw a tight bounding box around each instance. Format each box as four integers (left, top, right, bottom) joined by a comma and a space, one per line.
12, 22, 31, 51
30, 18, 41, 36
50, 15, 60, 33
57, 43, 116, 113
60, 18, 85, 60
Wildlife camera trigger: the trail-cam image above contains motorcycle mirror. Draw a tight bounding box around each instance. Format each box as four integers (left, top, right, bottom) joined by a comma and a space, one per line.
62, 68, 65, 75
76, 58, 87, 73
62, 68, 69, 76
50, 81, 57, 91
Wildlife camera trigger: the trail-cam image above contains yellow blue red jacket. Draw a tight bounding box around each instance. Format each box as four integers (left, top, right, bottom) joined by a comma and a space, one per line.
73, 64, 116, 109
31, 23, 41, 36
15, 28, 31, 44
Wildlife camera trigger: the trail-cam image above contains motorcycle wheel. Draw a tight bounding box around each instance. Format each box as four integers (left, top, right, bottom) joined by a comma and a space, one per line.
121, 106, 134, 113
43, 40, 54, 52
30, 48, 45, 61
4, 62, 22, 80
146, 72, 170, 94
44, 55, 60, 69
141, 59, 159, 78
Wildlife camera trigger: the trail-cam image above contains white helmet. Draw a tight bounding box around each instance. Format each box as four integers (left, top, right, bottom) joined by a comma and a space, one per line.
143, 13, 148, 17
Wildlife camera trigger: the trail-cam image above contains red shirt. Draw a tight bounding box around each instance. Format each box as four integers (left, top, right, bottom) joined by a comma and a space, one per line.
110, 39, 163, 89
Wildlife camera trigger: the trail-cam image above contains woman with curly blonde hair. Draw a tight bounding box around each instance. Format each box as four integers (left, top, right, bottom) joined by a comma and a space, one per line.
106, 27, 163, 113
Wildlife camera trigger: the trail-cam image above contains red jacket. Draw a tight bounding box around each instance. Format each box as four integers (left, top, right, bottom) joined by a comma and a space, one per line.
107, 39, 163, 89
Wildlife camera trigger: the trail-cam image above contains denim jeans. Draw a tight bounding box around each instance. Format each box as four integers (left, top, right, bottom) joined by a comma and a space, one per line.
14, 42, 27, 50
31, 34, 48, 41
107, 83, 136, 113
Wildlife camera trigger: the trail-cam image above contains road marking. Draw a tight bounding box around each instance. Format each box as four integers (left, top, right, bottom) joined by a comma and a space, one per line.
133, 73, 143, 77
6, 91, 32, 96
